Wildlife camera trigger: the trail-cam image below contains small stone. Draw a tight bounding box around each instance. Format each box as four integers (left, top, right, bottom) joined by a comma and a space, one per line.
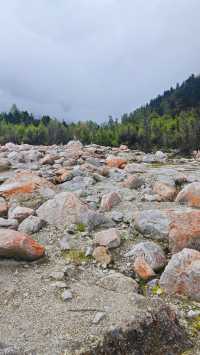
187, 310, 200, 319
92, 312, 106, 324
111, 211, 123, 223
85, 246, 93, 257
49, 271, 65, 281
51, 281, 67, 289
59, 235, 72, 251
100, 191, 121, 211
61, 289, 73, 301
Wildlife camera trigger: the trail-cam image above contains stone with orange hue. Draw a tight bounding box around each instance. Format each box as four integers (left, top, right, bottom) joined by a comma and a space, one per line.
0, 171, 53, 199
169, 210, 200, 253
125, 241, 166, 271
100, 191, 121, 211
176, 182, 200, 207
106, 156, 127, 169
0, 229, 45, 260
122, 175, 144, 189
133, 256, 155, 280
160, 248, 200, 300
92, 246, 112, 265
153, 181, 177, 201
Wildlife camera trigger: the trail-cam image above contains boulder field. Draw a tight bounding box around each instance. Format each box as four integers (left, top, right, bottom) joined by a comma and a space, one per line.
1, 141, 200, 354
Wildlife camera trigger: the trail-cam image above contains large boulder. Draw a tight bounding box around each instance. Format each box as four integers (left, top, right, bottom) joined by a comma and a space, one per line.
160, 248, 200, 301
125, 241, 166, 271
122, 175, 144, 189
36, 191, 89, 227
153, 181, 177, 201
0, 229, 45, 260
0, 171, 53, 199
134, 209, 171, 240
176, 182, 200, 207
0, 218, 18, 230
94, 228, 121, 249
8, 206, 34, 222
169, 210, 200, 252
18, 216, 45, 234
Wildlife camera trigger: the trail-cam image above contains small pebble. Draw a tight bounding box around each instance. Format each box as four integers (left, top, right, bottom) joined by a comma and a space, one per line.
92, 312, 105, 324
61, 289, 73, 301
187, 310, 200, 319
51, 281, 66, 289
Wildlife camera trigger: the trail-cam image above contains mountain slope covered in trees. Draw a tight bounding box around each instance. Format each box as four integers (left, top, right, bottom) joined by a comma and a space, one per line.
0, 74, 200, 152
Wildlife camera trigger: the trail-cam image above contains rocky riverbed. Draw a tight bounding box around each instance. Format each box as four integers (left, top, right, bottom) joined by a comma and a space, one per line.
0, 141, 200, 354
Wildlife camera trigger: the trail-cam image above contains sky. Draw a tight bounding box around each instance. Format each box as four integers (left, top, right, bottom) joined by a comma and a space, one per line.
0, 0, 200, 122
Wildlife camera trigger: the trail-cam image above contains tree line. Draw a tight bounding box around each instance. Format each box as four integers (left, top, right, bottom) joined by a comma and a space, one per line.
0, 74, 200, 153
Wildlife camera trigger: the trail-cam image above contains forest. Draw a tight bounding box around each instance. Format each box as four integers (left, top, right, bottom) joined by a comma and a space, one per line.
0, 74, 200, 153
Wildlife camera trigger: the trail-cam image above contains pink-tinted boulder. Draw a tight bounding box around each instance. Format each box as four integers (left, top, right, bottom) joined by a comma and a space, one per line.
0, 229, 45, 261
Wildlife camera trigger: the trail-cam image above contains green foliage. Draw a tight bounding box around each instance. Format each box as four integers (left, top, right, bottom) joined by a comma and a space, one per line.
1, 74, 200, 152
62, 249, 93, 264
76, 223, 86, 232
151, 285, 164, 296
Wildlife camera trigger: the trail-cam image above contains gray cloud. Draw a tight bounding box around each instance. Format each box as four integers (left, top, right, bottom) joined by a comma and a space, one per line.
0, 0, 199, 121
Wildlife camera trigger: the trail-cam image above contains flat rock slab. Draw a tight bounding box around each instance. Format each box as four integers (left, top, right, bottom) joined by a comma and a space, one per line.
0, 263, 190, 355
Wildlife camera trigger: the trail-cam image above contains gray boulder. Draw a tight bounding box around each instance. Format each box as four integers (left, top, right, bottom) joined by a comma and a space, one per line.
0, 218, 18, 230
18, 216, 45, 234
135, 209, 170, 240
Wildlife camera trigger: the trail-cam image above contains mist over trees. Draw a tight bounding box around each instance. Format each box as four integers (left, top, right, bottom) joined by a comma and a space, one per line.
1, 74, 200, 153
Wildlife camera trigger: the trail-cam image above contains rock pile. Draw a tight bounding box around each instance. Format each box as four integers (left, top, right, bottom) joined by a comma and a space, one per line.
0, 141, 199, 354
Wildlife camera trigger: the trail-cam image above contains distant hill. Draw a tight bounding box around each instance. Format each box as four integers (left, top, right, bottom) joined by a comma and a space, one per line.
0, 74, 200, 153
121, 74, 200, 124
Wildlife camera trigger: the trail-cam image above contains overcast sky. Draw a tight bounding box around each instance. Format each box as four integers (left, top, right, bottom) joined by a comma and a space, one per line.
0, 0, 200, 122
